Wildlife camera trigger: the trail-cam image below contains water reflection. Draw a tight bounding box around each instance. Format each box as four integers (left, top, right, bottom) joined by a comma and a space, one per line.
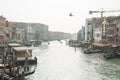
27, 40, 120, 80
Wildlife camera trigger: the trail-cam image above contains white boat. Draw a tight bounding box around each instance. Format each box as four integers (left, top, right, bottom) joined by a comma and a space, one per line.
7, 43, 37, 66
11, 46, 37, 66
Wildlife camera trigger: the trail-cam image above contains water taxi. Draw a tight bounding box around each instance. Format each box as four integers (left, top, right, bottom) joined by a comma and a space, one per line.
11, 46, 37, 66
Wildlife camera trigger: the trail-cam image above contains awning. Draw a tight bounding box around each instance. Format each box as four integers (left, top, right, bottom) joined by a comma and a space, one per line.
92, 43, 110, 47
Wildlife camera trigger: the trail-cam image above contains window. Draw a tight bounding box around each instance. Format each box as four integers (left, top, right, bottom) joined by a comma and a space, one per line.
116, 28, 119, 32
116, 39, 118, 42
97, 34, 100, 37
99, 28, 101, 31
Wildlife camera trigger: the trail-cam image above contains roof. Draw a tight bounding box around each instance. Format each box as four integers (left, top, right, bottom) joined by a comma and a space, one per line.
12, 47, 32, 53
8, 43, 22, 47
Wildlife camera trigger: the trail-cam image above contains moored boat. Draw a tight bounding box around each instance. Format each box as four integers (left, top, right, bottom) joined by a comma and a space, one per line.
11, 46, 37, 66
83, 43, 109, 54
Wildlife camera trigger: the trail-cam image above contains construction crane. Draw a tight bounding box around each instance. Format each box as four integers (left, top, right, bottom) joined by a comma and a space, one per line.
89, 9, 120, 18
89, 9, 120, 43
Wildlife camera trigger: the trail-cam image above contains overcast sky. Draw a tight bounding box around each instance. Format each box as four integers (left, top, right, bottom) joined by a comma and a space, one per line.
0, 0, 120, 33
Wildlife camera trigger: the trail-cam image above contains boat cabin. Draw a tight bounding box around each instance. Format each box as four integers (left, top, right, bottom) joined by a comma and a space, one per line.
12, 47, 32, 59
8, 43, 22, 48
7, 43, 22, 54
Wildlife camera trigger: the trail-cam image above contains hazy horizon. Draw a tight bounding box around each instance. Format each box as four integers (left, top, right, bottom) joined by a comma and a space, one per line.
1, 0, 120, 33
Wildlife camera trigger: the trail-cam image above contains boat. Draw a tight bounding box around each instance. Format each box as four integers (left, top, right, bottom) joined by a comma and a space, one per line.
7, 43, 37, 66
11, 46, 37, 66
23, 42, 32, 47
83, 43, 109, 54
24, 68, 35, 76
83, 48, 102, 54
23, 40, 42, 47
0, 67, 36, 80
0, 42, 36, 79
30, 40, 42, 47
103, 44, 120, 59
7, 43, 22, 55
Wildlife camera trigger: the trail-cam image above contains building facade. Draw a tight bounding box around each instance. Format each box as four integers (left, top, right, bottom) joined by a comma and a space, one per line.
9, 22, 27, 42
0, 15, 9, 43
77, 26, 85, 41
48, 31, 72, 41
93, 18, 102, 43
85, 18, 93, 42
85, 18, 101, 43
9, 22, 49, 42
106, 16, 120, 44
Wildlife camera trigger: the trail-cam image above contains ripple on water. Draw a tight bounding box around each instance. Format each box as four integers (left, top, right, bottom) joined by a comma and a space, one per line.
27, 41, 120, 80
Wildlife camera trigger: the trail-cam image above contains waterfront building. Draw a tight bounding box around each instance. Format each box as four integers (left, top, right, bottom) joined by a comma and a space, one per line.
28, 23, 49, 41
85, 16, 120, 44
106, 16, 120, 45
77, 30, 82, 41
81, 26, 85, 41
9, 22, 27, 43
48, 31, 72, 41
9, 21, 72, 42
85, 18, 92, 42
0, 15, 9, 43
9, 22, 49, 42
85, 18, 101, 43
85, 18, 95, 43
77, 26, 85, 41
24, 23, 34, 41
93, 18, 102, 43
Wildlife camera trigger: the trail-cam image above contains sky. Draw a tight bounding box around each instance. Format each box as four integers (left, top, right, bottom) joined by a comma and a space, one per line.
0, 0, 120, 33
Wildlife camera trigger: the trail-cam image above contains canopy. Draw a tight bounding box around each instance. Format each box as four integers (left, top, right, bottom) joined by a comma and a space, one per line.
92, 43, 110, 47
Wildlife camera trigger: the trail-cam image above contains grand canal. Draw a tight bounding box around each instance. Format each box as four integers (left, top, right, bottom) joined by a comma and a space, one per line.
27, 40, 120, 80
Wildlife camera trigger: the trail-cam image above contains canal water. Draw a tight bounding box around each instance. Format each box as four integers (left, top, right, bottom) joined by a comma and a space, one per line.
27, 40, 120, 80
